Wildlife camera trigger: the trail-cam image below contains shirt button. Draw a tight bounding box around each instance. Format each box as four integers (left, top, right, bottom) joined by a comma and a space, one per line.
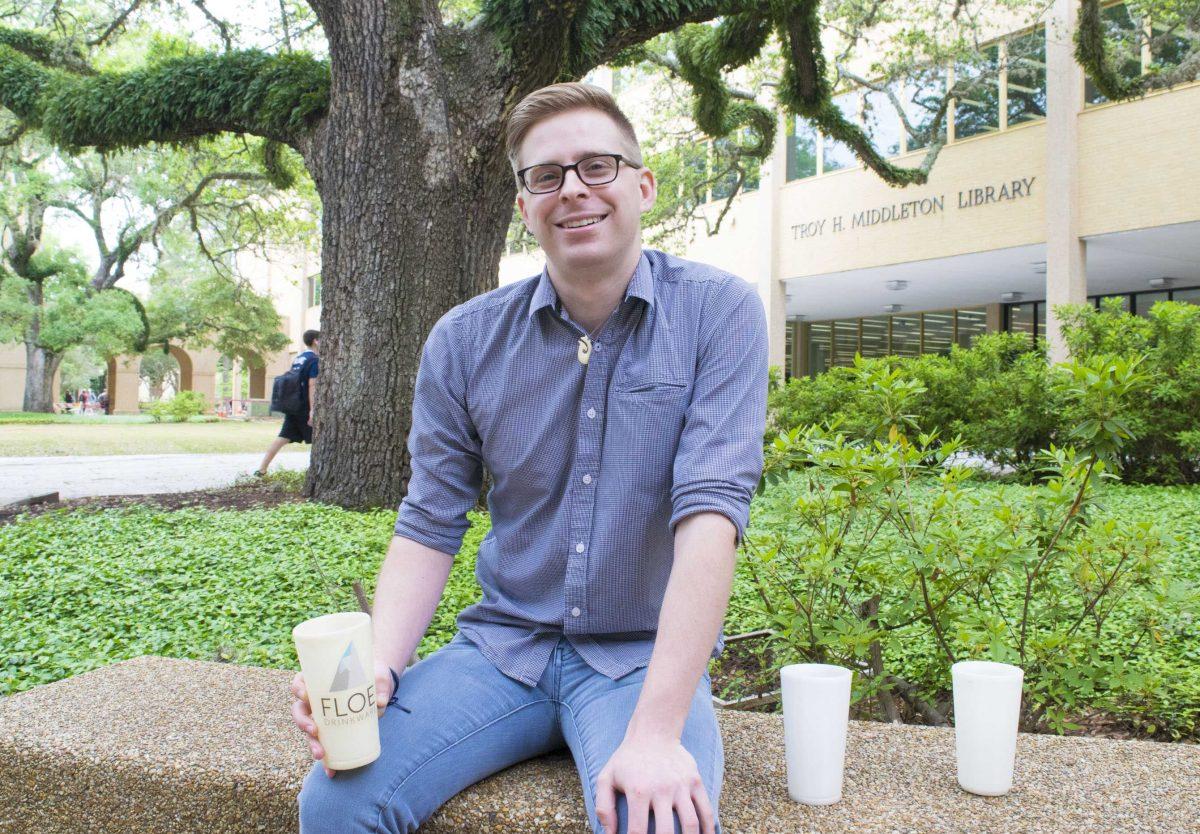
587, 408, 596, 419
576, 542, 585, 553
571, 607, 581, 617
582, 474, 592, 484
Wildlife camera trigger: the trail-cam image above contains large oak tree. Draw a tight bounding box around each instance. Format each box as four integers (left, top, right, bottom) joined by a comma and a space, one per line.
1, 0, 1193, 507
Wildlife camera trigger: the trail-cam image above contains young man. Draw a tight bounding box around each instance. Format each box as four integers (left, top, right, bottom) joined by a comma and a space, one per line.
292, 83, 766, 834
256, 329, 320, 476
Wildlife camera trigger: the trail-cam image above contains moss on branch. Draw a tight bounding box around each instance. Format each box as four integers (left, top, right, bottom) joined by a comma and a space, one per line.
0, 26, 93, 74
0, 39, 329, 150
1075, 0, 1144, 101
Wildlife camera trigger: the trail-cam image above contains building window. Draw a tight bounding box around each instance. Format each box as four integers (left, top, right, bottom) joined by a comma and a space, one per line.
923, 310, 955, 356
859, 316, 890, 358
954, 45, 1001, 139
807, 322, 832, 376
305, 274, 322, 308
786, 116, 819, 181
797, 306, 995, 375
904, 70, 948, 153
820, 92, 860, 173
956, 307, 988, 348
1173, 288, 1200, 305
863, 86, 903, 157
1151, 17, 1192, 68
890, 314, 921, 358
831, 319, 860, 367
1005, 302, 1039, 344
1006, 27, 1048, 125
1135, 291, 1169, 317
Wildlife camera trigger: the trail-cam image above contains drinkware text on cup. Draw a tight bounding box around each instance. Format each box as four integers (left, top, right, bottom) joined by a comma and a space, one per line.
319, 684, 377, 727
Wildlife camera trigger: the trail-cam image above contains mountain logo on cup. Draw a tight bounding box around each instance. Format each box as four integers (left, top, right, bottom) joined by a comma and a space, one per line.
330, 642, 369, 692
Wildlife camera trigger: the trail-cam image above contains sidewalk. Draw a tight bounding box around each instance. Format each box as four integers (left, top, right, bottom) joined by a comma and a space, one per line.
0, 451, 310, 506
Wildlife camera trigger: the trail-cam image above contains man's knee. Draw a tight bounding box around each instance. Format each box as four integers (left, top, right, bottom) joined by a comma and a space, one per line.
298, 766, 419, 834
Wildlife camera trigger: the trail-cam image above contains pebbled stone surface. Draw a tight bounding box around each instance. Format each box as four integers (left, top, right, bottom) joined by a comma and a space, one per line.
0, 656, 1196, 833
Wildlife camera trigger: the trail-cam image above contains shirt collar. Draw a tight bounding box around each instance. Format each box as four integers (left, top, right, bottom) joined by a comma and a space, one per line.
527, 251, 655, 321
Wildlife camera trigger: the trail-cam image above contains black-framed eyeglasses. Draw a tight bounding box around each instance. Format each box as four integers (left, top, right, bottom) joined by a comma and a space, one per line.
517, 153, 638, 194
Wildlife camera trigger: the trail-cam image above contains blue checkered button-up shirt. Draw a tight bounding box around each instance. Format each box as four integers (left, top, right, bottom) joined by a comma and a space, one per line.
394, 250, 768, 685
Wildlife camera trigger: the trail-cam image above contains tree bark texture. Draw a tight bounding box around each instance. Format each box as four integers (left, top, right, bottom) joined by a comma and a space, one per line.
302, 9, 543, 508
23, 343, 62, 412
21, 276, 61, 412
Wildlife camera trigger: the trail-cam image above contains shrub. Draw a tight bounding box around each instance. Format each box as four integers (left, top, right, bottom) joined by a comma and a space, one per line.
146, 390, 209, 422
1059, 299, 1200, 484
752, 356, 1196, 734
771, 302, 1200, 484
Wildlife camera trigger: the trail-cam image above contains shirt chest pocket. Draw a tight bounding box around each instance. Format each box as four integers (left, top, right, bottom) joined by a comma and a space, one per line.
606, 377, 691, 499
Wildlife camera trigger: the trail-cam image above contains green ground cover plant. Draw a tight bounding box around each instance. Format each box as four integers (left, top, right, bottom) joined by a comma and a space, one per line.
2, 477, 1196, 737
0, 505, 489, 694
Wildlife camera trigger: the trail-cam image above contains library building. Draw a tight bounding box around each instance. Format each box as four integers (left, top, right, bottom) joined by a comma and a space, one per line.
696, 1, 1199, 375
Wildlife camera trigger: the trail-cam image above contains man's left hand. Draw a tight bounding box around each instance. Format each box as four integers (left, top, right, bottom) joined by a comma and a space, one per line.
594, 733, 715, 834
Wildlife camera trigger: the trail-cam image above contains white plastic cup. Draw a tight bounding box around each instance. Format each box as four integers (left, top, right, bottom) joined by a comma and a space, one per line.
780, 663, 853, 805
293, 612, 382, 770
952, 660, 1024, 796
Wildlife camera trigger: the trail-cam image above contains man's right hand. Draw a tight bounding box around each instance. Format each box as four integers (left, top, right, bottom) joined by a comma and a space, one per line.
290, 663, 395, 778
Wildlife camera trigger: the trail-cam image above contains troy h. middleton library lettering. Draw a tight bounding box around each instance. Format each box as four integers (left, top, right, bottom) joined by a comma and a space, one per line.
791, 176, 1036, 240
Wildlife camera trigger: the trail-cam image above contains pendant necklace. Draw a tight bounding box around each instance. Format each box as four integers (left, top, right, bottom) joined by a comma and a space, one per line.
577, 320, 606, 366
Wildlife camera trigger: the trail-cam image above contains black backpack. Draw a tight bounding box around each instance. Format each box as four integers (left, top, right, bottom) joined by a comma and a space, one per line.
270, 356, 312, 416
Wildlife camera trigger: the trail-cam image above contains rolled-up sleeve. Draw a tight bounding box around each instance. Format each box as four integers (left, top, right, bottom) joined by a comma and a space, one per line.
670, 279, 768, 543
394, 313, 483, 556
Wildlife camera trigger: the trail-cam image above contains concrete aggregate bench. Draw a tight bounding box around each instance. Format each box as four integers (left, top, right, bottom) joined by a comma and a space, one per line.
1, 656, 1197, 833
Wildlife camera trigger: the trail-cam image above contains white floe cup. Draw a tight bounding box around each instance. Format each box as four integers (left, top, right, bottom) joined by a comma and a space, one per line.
952, 660, 1024, 796
780, 663, 853, 805
293, 612, 382, 770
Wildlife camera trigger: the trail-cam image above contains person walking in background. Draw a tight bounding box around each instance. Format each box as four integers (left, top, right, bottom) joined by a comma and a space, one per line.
255, 329, 320, 477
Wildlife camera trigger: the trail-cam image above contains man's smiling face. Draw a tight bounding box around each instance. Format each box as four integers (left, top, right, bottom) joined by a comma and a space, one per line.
516, 108, 656, 278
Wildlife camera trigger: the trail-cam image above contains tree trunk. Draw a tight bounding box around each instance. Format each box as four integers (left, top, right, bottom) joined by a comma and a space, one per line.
302, 14, 531, 508
22, 278, 62, 413
23, 343, 63, 412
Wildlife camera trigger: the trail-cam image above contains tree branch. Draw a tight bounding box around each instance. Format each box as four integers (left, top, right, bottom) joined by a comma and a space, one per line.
87, 0, 147, 48
883, 675, 949, 726
191, 0, 234, 52
0, 40, 329, 149
578, 1, 760, 71
0, 25, 93, 74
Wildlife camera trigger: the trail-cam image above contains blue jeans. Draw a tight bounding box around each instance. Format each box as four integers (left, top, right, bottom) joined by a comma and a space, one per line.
298, 633, 723, 833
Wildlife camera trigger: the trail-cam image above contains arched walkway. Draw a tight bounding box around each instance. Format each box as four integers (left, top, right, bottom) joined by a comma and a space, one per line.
168, 345, 195, 391
109, 340, 290, 416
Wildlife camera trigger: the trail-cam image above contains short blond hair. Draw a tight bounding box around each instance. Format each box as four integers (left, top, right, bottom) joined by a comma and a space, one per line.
505, 82, 643, 172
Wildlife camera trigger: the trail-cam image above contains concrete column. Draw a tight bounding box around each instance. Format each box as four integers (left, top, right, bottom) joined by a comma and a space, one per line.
109, 355, 142, 414
1044, 0, 1088, 362
190, 347, 220, 413
763, 109, 789, 372
985, 303, 1004, 334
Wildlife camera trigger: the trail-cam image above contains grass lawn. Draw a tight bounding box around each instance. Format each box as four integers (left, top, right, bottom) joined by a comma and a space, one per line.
1, 480, 1196, 738
0, 416, 286, 456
